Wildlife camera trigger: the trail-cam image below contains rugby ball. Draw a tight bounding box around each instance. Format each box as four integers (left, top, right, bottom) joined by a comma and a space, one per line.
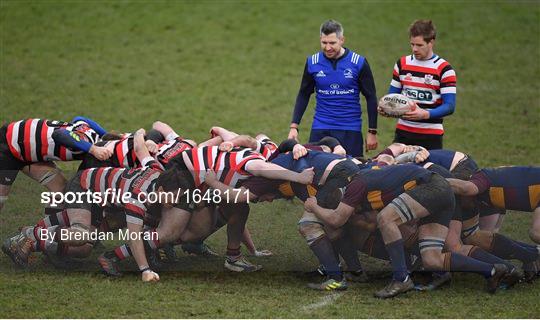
378, 93, 413, 117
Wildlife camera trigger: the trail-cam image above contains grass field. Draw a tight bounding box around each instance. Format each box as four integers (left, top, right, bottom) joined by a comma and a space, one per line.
1, 1, 539, 318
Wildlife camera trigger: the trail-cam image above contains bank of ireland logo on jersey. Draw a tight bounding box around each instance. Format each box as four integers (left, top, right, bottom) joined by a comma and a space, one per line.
424, 74, 433, 84
344, 68, 353, 78
330, 83, 340, 89
316, 70, 326, 77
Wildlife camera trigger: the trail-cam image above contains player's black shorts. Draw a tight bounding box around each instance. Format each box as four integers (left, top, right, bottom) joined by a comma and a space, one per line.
451, 155, 479, 180
63, 171, 93, 212
78, 154, 115, 171
0, 125, 29, 186
316, 159, 359, 209
394, 128, 443, 150
405, 173, 455, 227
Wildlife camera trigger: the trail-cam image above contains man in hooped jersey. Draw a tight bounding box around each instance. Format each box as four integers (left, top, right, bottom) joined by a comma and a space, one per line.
288, 19, 378, 157
385, 20, 457, 150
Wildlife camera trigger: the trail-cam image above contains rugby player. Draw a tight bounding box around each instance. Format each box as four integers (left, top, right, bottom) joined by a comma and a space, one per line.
0, 117, 112, 212
304, 164, 509, 298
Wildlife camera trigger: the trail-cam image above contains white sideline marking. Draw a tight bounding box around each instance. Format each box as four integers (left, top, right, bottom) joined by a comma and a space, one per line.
302, 292, 343, 312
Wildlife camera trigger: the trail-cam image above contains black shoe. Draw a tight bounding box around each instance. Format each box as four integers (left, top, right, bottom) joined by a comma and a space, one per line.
500, 267, 522, 289
307, 277, 348, 291
374, 277, 414, 299
158, 244, 178, 263
344, 270, 369, 283
486, 264, 509, 294
182, 242, 219, 257
522, 259, 540, 283
415, 272, 452, 291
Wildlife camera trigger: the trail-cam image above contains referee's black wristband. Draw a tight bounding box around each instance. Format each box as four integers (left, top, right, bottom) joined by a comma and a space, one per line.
290, 126, 299, 132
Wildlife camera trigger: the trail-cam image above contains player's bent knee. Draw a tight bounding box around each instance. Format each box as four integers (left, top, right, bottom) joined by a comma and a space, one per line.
421, 250, 445, 270
298, 221, 325, 246
419, 237, 445, 269
529, 227, 540, 244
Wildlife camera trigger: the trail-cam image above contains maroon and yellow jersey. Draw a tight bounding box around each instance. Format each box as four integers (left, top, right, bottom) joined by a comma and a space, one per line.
469, 166, 540, 212
79, 159, 164, 225
6, 119, 100, 162
342, 164, 431, 211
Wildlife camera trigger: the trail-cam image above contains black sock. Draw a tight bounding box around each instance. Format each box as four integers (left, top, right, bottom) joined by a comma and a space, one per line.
385, 239, 408, 282
490, 234, 538, 263
310, 235, 342, 281
469, 246, 514, 270
449, 252, 493, 278
332, 235, 363, 272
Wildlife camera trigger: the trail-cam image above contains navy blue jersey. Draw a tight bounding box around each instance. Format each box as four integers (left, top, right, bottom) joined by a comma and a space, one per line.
271, 150, 345, 185
418, 149, 456, 170
342, 164, 432, 210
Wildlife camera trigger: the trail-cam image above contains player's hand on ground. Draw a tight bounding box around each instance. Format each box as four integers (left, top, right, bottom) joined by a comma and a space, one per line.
297, 167, 315, 185
304, 197, 318, 212
253, 249, 273, 257
90, 145, 113, 161
219, 141, 234, 152
292, 144, 308, 159
142, 269, 160, 282
333, 145, 347, 156
145, 140, 158, 154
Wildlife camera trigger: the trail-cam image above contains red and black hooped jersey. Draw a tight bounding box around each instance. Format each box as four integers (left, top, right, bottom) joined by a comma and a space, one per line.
79, 159, 164, 225
156, 137, 195, 166
6, 119, 100, 162
470, 166, 540, 212
103, 136, 195, 169
107, 135, 138, 168
254, 137, 278, 161
391, 55, 456, 135
181, 146, 265, 188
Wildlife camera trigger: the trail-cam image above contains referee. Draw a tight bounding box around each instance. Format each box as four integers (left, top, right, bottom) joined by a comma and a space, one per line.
288, 19, 378, 157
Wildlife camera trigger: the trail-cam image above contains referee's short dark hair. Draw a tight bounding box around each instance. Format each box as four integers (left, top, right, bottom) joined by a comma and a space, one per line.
409, 20, 436, 43
320, 20, 343, 37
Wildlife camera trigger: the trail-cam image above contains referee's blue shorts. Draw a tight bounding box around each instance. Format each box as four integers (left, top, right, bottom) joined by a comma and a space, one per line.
309, 129, 363, 157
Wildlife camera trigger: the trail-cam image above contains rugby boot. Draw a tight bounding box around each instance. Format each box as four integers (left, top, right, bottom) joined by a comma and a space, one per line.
415, 272, 452, 291
224, 256, 262, 272
344, 270, 369, 283
307, 277, 348, 291
374, 276, 414, 299
98, 253, 122, 277
522, 258, 540, 282
2, 233, 34, 268
158, 243, 178, 263
486, 264, 509, 294
499, 266, 522, 289
182, 242, 219, 257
